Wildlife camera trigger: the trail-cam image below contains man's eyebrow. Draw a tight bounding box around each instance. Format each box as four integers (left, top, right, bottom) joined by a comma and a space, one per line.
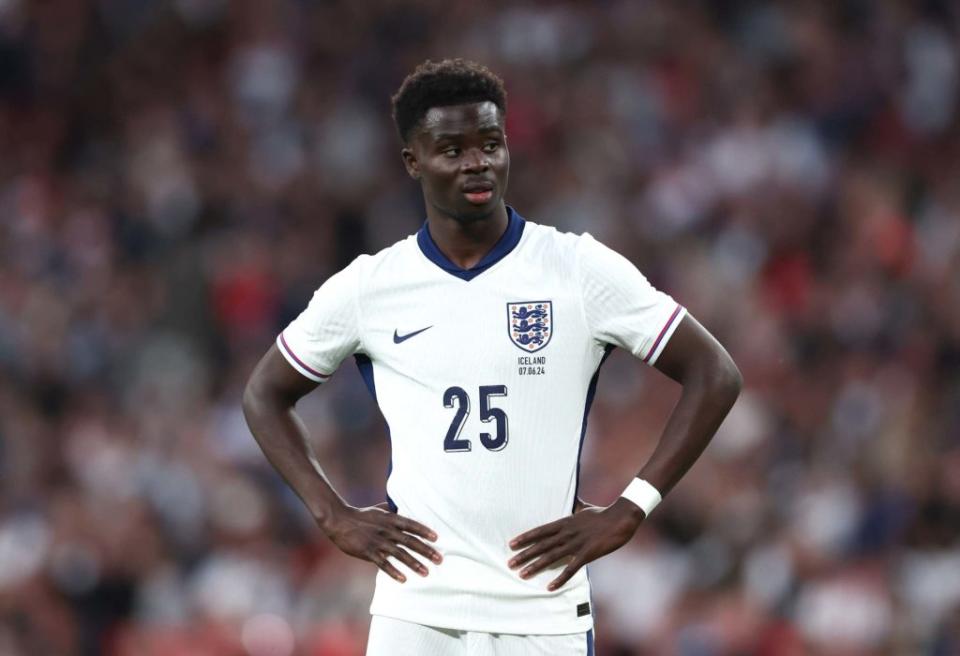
432, 126, 504, 141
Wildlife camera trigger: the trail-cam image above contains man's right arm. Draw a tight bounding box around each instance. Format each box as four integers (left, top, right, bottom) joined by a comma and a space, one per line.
241, 344, 442, 582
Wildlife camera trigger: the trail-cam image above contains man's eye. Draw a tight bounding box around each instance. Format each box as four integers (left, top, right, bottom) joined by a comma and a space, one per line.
443, 147, 460, 157
483, 142, 499, 152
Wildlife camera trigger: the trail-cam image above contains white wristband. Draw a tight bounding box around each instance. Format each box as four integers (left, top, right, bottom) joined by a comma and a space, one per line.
620, 478, 662, 517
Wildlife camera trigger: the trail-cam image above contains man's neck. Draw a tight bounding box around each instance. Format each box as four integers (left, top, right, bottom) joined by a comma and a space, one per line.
425, 203, 510, 270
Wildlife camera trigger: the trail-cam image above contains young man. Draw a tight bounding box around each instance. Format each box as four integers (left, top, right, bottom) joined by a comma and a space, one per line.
242, 59, 741, 655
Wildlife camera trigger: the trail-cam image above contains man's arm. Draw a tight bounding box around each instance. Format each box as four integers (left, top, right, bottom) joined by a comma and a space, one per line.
637, 313, 743, 493
242, 344, 442, 582
508, 314, 741, 589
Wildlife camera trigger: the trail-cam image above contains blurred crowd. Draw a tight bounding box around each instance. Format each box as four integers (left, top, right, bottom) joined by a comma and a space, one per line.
1, 0, 959, 654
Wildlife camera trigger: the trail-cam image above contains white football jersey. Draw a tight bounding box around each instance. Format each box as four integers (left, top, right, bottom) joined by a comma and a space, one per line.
277, 207, 685, 634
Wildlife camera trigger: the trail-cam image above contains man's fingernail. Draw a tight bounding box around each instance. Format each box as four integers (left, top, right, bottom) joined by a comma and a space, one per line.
432, 553, 442, 563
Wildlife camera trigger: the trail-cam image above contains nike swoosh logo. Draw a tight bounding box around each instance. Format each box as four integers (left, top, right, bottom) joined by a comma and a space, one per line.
393, 326, 433, 344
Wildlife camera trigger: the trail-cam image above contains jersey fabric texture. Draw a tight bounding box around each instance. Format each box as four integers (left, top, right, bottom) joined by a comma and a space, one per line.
277, 207, 686, 634
365, 615, 594, 656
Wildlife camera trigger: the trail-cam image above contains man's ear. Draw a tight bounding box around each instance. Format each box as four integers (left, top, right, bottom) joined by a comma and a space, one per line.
401, 147, 420, 180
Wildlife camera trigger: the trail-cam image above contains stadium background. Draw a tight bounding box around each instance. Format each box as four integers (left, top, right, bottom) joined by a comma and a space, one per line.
1, 1, 959, 654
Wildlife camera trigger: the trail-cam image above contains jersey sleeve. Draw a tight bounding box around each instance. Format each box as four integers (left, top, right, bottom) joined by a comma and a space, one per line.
576, 233, 686, 365
276, 257, 364, 382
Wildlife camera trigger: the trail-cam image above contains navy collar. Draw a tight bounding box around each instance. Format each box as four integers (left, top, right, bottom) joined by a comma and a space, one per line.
417, 206, 526, 281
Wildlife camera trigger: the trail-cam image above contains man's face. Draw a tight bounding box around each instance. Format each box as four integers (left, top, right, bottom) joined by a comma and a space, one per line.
402, 101, 510, 222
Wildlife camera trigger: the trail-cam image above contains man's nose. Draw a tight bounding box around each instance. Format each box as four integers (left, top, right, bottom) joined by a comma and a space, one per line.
461, 148, 490, 172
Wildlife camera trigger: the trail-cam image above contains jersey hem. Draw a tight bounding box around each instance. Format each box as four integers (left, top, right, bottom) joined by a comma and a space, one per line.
368, 606, 595, 636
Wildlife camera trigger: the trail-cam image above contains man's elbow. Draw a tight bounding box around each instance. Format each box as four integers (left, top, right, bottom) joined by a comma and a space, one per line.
242, 373, 277, 422
241, 377, 260, 421
242, 371, 298, 421
713, 355, 742, 407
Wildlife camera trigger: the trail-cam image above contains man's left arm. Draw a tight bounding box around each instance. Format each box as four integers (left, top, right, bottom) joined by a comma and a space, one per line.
508, 313, 742, 590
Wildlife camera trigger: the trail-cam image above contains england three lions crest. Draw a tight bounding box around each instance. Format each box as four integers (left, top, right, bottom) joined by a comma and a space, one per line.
507, 301, 553, 353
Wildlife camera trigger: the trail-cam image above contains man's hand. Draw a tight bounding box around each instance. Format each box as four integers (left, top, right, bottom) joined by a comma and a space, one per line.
572, 497, 598, 513
322, 505, 442, 583
508, 497, 644, 590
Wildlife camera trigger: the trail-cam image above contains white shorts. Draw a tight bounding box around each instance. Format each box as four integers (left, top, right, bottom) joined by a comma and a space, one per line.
366, 615, 595, 656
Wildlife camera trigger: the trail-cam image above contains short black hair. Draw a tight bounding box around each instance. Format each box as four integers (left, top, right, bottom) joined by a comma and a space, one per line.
391, 58, 507, 143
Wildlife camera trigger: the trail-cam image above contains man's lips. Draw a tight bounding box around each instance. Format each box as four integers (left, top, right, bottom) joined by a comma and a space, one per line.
464, 190, 494, 204
462, 180, 494, 204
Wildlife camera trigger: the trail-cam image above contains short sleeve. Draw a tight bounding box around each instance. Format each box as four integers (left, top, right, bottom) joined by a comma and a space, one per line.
576, 233, 686, 365
276, 257, 364, 382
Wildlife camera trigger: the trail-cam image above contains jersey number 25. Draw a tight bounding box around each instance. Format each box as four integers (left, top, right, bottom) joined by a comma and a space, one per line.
442, 385, 509, 452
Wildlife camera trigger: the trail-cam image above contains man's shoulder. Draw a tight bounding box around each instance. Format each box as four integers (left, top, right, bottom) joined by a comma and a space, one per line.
343, 233, 419, 276
522, 220, 622, 261
516, 217, 600, 271
519, 217, 587, 251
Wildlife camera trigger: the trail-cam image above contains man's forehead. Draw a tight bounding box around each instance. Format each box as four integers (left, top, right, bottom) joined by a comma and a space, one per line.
420, 101, 504, 136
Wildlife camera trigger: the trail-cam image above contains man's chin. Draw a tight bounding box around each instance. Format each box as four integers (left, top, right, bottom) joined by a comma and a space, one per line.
441, 199, 501, 224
